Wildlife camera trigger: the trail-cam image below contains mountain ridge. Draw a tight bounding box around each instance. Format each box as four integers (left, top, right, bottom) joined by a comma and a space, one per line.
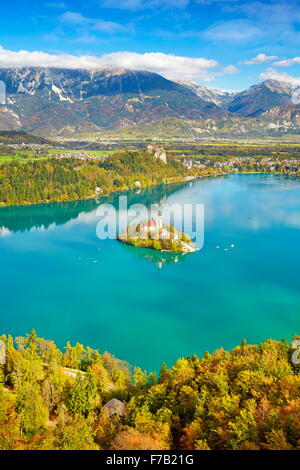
0, 67, 226, 135
0, 67, 299, 137
225, 79, 297, 116
174, 80, 238, 106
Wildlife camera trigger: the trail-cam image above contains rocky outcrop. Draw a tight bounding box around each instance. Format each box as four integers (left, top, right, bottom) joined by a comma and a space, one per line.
147, 144, 167, 164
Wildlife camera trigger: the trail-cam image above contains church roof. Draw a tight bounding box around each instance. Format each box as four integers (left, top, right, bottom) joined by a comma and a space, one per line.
147, 219, 156, 227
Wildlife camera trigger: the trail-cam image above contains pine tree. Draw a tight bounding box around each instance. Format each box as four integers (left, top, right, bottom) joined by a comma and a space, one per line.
68, 370, 96, 417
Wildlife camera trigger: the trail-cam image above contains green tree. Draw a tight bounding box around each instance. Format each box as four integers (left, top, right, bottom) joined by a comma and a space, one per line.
53, 405, 98, 450
68, 370, 97, 417
16, 383, 48, 435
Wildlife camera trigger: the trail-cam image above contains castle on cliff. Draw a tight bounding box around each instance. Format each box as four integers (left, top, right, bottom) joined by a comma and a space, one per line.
147, 145, 167, 164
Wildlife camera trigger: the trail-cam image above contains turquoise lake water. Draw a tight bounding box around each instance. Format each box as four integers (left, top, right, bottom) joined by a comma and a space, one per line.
1, 174, 300, 371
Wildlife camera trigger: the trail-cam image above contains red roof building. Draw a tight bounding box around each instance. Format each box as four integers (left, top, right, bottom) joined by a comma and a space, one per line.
147, 219, 156, 228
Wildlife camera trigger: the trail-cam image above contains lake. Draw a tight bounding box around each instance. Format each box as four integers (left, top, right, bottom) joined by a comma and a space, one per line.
1, 173, 300, 371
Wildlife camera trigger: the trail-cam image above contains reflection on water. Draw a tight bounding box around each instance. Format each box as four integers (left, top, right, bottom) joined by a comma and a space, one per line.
0, 199, 98, 233
1, 174, 300, 371
119, 242, 187, 269
0, 182, 185, 234
2, 174, 300, 236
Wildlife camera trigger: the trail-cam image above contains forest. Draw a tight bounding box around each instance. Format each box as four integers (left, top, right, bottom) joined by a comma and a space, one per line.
0, 151, 188, 206
1, 331, 300, 450
0, 147, 299, 207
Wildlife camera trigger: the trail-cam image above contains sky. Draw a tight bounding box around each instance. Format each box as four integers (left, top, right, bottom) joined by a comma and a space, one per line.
1, 0, 300, 90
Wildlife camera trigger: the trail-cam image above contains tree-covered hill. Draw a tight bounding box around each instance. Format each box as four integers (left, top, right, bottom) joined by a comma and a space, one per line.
0, 331, 300, 450
0, 130, 50, 144
0, 151, 189, 206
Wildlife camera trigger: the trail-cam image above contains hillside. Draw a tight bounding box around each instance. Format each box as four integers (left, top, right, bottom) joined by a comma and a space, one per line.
226, 80, 295, 117
1, 331, 300, 450
0, 150, 188, 206
0, 67, 225, 136
0, 69, 300, 138
77, 112, 300, 140
0, 130, 50, 144
175, 80, 237, 106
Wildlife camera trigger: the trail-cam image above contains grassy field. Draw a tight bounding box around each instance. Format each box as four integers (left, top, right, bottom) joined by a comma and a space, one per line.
47, 148, 117, 156
0, 154, 49, 163
0, 148, 117, 163
2, 137, 300, 165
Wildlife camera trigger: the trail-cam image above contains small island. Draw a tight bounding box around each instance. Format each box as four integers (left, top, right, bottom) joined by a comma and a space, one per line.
117, 210, 197, 254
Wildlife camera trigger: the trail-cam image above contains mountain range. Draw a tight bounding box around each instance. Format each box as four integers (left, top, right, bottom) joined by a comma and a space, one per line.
0, 67, 299, 137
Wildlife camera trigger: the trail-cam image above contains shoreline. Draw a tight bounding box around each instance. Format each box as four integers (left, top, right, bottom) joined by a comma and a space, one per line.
0, 173, 217, 209
0, 171, 296, 209
117, 236, 197, 254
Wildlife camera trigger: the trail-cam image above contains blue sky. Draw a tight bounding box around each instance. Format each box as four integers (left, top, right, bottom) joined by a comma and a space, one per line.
1, 0, 300, 90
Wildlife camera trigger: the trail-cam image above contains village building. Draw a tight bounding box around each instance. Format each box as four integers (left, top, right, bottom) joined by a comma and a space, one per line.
104, 398, 126, 418
285, 165, 299, 172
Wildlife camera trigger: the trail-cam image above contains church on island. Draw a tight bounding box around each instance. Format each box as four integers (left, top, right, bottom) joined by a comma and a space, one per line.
138, 210, 179, 241
117, 209, 196, 253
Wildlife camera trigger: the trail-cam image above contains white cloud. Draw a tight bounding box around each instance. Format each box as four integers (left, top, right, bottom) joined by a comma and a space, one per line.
222, 65, 239, 74
260, 68, 300, 86
273, 57, 300, 67
203, 19, 262, 42
243, 53, 279, 65
195, 0, 239, 3
0, 46, 236, 81
100, 0, 189, 10
60, 11, 126, 34
46, 1, 66, 7
101, 52, 219, 81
